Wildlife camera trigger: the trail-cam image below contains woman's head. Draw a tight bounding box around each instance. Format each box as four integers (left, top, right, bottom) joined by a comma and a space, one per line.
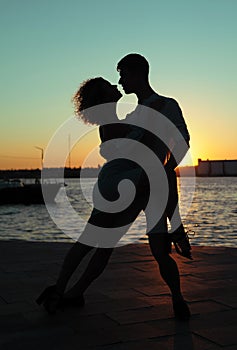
72, 77, 122, 125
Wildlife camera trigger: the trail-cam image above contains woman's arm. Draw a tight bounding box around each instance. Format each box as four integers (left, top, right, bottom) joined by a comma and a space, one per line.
99, 123, 144, 160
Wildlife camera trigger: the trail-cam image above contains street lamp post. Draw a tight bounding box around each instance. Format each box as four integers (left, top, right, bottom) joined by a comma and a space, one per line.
35, 146, 44, 169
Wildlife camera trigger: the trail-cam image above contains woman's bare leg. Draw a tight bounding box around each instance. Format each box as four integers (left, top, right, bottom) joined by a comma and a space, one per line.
55, 242, 93, 295
64, 247, 113, 298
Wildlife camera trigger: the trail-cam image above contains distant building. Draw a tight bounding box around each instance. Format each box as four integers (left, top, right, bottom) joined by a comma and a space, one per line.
196, 159, 237, 176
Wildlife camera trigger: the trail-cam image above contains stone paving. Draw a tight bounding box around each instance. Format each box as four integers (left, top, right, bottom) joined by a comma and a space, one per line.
0, 240, 237, 349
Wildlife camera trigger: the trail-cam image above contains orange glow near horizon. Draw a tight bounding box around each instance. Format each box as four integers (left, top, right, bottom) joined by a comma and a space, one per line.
1, 116, 236, 170
1, 147, 237, 170
1, 136, 237, 170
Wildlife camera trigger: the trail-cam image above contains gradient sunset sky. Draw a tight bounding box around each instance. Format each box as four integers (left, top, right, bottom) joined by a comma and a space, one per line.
0, 0, 236, 169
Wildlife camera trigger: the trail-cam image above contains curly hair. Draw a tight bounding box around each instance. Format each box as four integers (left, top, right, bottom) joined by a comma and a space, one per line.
72, 77, 108, 125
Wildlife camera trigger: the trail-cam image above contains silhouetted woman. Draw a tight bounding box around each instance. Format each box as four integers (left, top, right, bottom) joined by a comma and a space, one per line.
36, 78, 140, 313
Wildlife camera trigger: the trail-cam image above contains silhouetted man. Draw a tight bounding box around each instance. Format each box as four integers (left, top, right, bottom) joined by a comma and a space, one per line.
117, 53, 191, 320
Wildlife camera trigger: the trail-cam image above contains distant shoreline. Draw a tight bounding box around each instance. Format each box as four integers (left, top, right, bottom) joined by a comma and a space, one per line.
0, 166, 236, 178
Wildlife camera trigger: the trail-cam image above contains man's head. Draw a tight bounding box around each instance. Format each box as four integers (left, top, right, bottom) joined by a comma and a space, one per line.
117, 53, 149, 94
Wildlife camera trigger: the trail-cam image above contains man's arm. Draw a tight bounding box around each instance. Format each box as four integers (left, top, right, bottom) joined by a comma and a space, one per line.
150, 98, 190, 169
163, 99, 190, 142
165, 140, 190, 171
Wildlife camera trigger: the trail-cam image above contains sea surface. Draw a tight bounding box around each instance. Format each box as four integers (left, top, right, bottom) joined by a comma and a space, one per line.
0, 177, 237, 247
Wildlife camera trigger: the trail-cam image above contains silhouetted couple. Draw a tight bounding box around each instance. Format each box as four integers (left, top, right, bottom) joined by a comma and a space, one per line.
37, 54, 191, 321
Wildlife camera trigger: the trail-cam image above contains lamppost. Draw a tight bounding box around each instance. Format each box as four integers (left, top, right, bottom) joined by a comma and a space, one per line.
68, 134, 71, 169
35, 146, 44, 169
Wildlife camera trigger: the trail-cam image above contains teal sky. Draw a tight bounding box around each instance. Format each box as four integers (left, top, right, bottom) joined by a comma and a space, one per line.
0, 0, 237, 168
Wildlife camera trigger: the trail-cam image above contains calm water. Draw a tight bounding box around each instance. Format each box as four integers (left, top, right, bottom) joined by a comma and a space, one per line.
0, 177, 237, 247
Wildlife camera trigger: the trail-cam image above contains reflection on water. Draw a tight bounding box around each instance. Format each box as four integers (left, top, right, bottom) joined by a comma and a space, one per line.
183, 177, 237, 247
0, 177, 236, 247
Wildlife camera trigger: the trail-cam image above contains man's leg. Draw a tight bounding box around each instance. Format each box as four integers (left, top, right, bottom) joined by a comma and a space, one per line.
148, 232, 182, 300
148, 232, 190, 320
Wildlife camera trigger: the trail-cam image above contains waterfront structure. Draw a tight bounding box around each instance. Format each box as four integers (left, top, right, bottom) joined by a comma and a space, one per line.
196, 159, 237, 176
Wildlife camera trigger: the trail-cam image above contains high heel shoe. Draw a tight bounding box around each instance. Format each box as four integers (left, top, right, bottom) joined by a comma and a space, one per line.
36, 285, 62, 314
36, 285, 54, 305
169, 229, 193, 260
